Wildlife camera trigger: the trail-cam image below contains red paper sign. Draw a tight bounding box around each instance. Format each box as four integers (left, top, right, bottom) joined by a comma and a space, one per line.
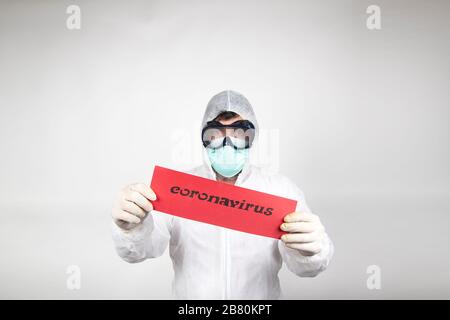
150, 166, 297, 239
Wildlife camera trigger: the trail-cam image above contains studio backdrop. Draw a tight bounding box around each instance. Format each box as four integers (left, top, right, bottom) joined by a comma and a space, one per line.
0, 0, 449, 299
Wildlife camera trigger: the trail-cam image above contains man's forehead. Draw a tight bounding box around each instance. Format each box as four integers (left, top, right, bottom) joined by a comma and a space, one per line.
218, 114, 243, 125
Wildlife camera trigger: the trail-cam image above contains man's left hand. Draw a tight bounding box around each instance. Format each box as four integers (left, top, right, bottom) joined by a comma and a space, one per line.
280, 212, 325, 256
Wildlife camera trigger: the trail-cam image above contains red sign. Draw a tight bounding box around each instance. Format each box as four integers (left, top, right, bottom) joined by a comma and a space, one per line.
150, 166, 297, 239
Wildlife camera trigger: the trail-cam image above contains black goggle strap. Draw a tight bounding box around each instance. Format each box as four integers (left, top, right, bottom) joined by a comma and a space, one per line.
205, 120, 255, 130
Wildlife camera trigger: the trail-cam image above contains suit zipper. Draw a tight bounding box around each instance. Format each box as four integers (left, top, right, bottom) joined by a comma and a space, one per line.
222, 228, 230, 299
225, 229, 230, 299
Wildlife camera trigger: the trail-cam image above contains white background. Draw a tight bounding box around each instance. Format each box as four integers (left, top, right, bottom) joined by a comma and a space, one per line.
0, 0, 449, 299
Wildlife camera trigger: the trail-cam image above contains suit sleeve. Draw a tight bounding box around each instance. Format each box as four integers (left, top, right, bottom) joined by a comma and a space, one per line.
277, 178, 334, 277
112, 212, 172, 263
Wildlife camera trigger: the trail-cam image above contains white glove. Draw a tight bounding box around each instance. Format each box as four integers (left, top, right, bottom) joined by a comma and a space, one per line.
280, 212, 326, 256
112, 183, 157, 230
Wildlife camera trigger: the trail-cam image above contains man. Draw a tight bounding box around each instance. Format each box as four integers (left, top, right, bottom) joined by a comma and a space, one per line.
112, 90, 334, 299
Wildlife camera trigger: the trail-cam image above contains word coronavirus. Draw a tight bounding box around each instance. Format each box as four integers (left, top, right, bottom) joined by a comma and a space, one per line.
170, 185, 273, 216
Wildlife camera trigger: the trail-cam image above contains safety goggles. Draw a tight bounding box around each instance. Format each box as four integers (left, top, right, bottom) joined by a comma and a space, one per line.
202, 120, 256, 150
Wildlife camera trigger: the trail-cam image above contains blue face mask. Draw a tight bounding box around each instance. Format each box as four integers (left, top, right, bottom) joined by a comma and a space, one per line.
207, 145, 249, 178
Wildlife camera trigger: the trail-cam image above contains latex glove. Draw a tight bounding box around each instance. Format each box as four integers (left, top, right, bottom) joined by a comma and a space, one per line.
280, 212, 325, 256
112, 183, 157, 230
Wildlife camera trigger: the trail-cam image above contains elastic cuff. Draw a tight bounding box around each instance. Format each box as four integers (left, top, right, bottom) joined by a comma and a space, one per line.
111, 220, 151, 242
280, 237, 330, 264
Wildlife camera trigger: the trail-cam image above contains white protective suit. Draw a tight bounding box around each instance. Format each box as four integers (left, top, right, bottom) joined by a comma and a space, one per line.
112, 90, 334, 299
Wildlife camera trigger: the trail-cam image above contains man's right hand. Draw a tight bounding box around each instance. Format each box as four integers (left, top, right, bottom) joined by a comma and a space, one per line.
112, 183, 157, 230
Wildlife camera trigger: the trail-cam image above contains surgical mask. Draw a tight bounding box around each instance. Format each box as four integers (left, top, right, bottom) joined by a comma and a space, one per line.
207, 145, 249, 178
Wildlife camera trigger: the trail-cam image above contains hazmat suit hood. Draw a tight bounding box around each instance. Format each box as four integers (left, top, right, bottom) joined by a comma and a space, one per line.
201, 90, 258, 183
